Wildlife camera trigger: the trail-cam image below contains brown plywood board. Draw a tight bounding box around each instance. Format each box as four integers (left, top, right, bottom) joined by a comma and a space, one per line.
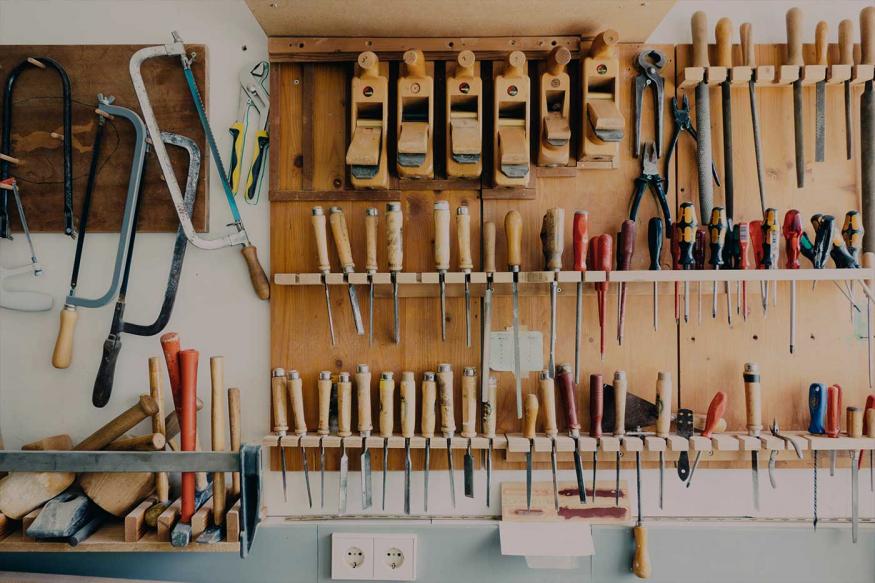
0, 45, 208, 233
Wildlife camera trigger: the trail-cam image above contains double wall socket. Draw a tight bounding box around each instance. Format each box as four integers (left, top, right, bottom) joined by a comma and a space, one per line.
331, 533, 417, 581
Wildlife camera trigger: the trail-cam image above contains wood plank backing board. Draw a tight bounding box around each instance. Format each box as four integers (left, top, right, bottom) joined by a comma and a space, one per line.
0, 45, 208, 232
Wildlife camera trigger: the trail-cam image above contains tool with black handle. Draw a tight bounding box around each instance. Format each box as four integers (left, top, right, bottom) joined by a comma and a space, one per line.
355, 364, 373, 510
738, 222, 751, 321
613, 371, 626, 506
379, 371, 395, 511
311, 207, 336, 345
271, 368, 288, 502
422, 371, 436, 512
539, 370, 560, 510
686, 391, 727, 488
458, 207, 474, 347
541, 208, 564, 376
617, 220, 636, 345
677, 202, 698, 324
482, 221, 496, 402
329, 207, 365, 336
783, 210, 803, 353
438, 364, 456, 508
434, 201, 451, 341
365, 208, 378, 345
694, 227, 706, 324
716, 18, 735, 219
573, 212, 589, 384
655, 371, 672, 509
808, 382, 826, 529
287, 370, 312, 508
707, 207, 729, 324
839, 20, 855, 159
400, 371, 416, 514
483, 375, 497, 507
648, 217, 664, 331
590, 373, 603, 502
676, 408, 693, 481
524, 393, 539, 511
863, 7, 875, 267
506, 210, 524, 418
744, 363, 762, 511
387, 202, 404, 344
462, 367, 477, 499
557, 364, 586, 502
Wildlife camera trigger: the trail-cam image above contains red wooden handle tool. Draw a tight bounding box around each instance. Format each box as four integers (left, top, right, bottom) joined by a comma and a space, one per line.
750, 220, 764, 269
596, 235, 613, 359
556, 364, 580, 435
825, 384, 841, 438
573, 211, 590, 272
783, 210, 802, 269
160, 332, 182, 412
702, 391, 727, 438
590, 373, 603, 438
178, 348, 199, 523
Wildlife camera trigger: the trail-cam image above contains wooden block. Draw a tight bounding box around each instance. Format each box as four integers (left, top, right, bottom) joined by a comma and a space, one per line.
586, 100, 624, 132
124, 498, 154, 543
621, 436, 643, 452
599, 436, 621, 452
710, 434, 740, 451
190, 497, 213, 539
397, 122, 429, 154
21, 434, 73, 451
156, 498, 182, 542
689, 436, 712, 451
450, 118, 481, 155
644, 437, 666, 452
665, 435, 688, 451
78, 471, 154, 517
226, 499, 240, 544
759, 435, 785, 450
735, 435, 761, 451
346, 126, 382, 165
497, 126, 528, 164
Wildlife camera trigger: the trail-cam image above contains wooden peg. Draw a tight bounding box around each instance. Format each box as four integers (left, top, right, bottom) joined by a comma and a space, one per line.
347, 51, 389, 189
50, 132, 64, 142
815, 21, 829, 67
27, 57, 46, 69
580, 29, 623, 169
446, 50, 483, 179
493, 51, 530, 186
397, 49, 434, 178
538, 47, 572, 167
861, 7, 874, 66
0, 153, 22, 166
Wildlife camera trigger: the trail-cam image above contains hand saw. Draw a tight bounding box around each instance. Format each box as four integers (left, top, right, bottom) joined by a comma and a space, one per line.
228, 61, 269, 204
0, 178, 52, 312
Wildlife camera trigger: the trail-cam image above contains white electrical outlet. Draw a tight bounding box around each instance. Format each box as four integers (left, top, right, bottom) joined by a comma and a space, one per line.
372, 534, 417, 581
331, 533, 374, 580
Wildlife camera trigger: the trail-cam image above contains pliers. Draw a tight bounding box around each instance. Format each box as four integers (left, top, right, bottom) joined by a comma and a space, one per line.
664, 95, 720, 194
629, 142, 672, 234
634, 49, 666, 158
768, 419, 803, 488
228, 61, 270, 204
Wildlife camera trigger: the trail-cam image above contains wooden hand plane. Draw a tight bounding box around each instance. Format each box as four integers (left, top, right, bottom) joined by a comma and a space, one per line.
446, 50, 482, 179
538, 46, 573, 167
580, 30, 624, 169
493, 50, 531, 187
346, 51, 389, 189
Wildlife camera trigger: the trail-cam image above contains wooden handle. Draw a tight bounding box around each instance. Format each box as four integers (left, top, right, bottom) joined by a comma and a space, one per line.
786, 7, 804, 66
338, 373, 352, 437
386, 201, 404, 272
74, 394, 158, 451
355, 364, 373, 434
317, 371, 331, 436
434, 201, 451, 271
241, 245, 270, 300
482, 375, 497, 438
51, 306, 78, 369
619, 220, 636, 271
422, 372, 437, 438
546, 46, 571, 76
613, 371, 627, 437
311, 207, 331, 272
357, 51, 380, 77
228, 387, 241, 497
402, 49, 427, 78
839, 20, 854, 65
148, 357, 169, 503
483, 221, 496, 273
523, 393, 539, 439
632, 525, 652, 579
590, 374, 603, 438
400, 371, 416, 438
271, 368, 288, 434
743, 362, 762, 436
505, 210, 523, 269
865, 408, 875, 438
287, 370, 307, 435
209, 356, 226, 523
178, 348, 198, 524
826, 385, 841, 437
22, 434, 73, 451
692, 11, 710, 68
556, 364, 580, 435
863, 7, 875, 65
540, 208, 565, 271
655, 371, 672, 438
461, 367, 477, 438
815, 21, 829, 66
365, 208, 379, 273
456, 206, 473, 271
539, 371, 558, 437
379, 372, 395, 438
105, 433, 166, 451
847, 407, 864, 438
160, 332, 182, 411
573, 211, 589, 272
740, 23, 755, 67
437, 364, 456, 436
702, 391, 728, 438
715, 17, 734, 68
589, 29, 619, 59
457, 50, 476, 76
329, 207, 355, 271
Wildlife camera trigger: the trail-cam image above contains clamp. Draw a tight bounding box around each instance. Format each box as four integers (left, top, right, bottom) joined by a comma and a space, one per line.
633, 49, 666, 158
229, 61, 269, 203
629, 142, 672, 233
665, 96, 720, 193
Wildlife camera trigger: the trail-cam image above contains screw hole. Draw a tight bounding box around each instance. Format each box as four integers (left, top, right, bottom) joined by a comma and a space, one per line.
551, 40, 558, 46
242, 45, 248, 51
298, 42, 305, 48
448, 41, 454, 48
752, 334, 759, 341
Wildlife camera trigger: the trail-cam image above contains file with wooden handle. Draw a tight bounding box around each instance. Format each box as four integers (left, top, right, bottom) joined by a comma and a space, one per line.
540, 370, 560, 510
422, 371, 437, 512
401, 371, 416, 513
379, 371, 395, 511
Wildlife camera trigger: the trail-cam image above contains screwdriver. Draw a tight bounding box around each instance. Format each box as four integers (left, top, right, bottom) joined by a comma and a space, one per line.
457, 206, 474, 347
863, 395, 874, 491
365, 208, 379, 344
506, 210, 524, 418
421, 371, 436, 512
694, 227, 706, 324
379, 371, 395, 510
655, 371, 672, 510
738, 222, 750, 321
387, 202, 404, 344
631, 446, 651, 579
461, 367, 477, 499
617, 220, 636, 345
750, 219, 765, 313
671, 223, 681, 324
594, 235, 613, 361
677, 202, 698, 324
783, 210, 803, 353
524, 393, 539, 511
648, 217, 664, 331
270, 368, 289, 502
707, 208, 730, 324
686, 391, 727, 488
573, 211, 590, 384
311, 207, 336, 345
337, 372, 352, 514
481, 222, 496, 402
400, 371, 416, 514
557, 363, 587, 502
541, 208, 565, 376
540, 370, 560, 510
437, 363, 457, 507
841, 211, 864, 329
590, 373, 604, 502
847, 406, 863, 543
761, 209, 780, 313
355, 364, 373, 510
743, 362, 762, 511
613, 371, 627, 506
482, 375, 498, 507
808, 383, 826, 529
316, 370, 331, 508
434, 201, 451, 341
329, 207, 366, 335
826, 384, 842, 477
287, 370, 312, 508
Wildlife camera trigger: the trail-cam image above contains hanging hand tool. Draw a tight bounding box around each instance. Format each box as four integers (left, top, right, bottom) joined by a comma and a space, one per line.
842, 211, 864, 328
337, 372, 352, 514
716, 18, 736, 218
839, 20, 855, 159
613, 371, 627, 506
744, 363, 762, 510
594, 235, 613, 360
740, 23, 768, 214
524, 393, 539, 510
355, 364, 373, 510
557, 364, 586, 502
826, 384, 842, 476
573, 212, 590, 384
457, 207, 474, 347
434, 201, 451, 341
506, 209, 524, 418
750, 219, 766, 312
617, 221, 636, 345
786, 8, 806, 187
482, 222, 496, 400
541, 208, 565, 375
446, 50, 482, 178
329, 207, 366, 336
655, 372, 671, 509
708, 207, 730, 324
648, 217, 664, 331
228, 61, 270, 202
694, 228, 706, 324
437, 364, 456, 508
311, 207, 336, 345
633, 50, 665, 158
861, 7, 875, 268
422, 371, 436, 512
783, 211, 803, 353
691, 11, 716, 218
287, 370, 312, 508
864, 398, 875, 491
540, 371, 560, 510
630, 142, 672, 233
482, 375, 497, 507
848, 407, 863, 543
400, 371, 416, 514
671, 222, 681, 324
590, 373, 604, 502
738, 222, 751, 321
632, 446, 650, 579
0, 178, 50, 312
462, 368, 477, 499
178, 349, 199, 538
809, 383, 827, 529
686, 391, 727, 488
387, 202, 404, 344
317, 370, 331, 509
365, 208, 379, 345
677, 202, 698, 324
815, 21, 828, 163
379, 371, 395, 511
271, 369, 289, 502
665, 96, 720, 196
762, 209, 780, 313
676, 409, 693, 481
768, 419, 804, 489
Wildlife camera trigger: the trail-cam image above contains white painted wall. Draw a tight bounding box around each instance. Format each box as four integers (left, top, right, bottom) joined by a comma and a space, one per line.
1, 0, 872, 525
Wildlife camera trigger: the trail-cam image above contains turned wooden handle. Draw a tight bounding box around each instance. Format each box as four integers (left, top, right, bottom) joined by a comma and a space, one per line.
546, 46, 571, 76
556, 364, 580, 434
105, 433, 166, 451
590, 374, 603, 438
356, 365, 373, 433
632, 525, 652, 579
540, 207, 565, 271
287, 371, 307, 435
228, 387, 241, 497
148, 357, 169, 502
743, 362, 762, 436
815, 21, 829, 66
483, 221, 497, 273
211, 367, 227, 522
865, 407, 875, 438
437, 365, 456, 436
613, 371, 627, 437
271, 369, 288, 434
329, 207, 355, 271
379, 372, 395, 437
386, 201, 404, 272
337, 373, 352, 437
715, 17, 734, 68
523, 393, 539, 439
357, 51, 380, 77
160, 332, 182, 412
433, 201, 451, 271
589, 29, 619, 59
655, 371, 672, 438
400, 371, 416, 438
456, 206, 473, 271
786, 7, 804, 66
365, 208, 379, 273
862, 7, 875, 66
539, 371, 558, 438
839, 20, 854, 65
825, 385, 841, 438
51, 305, 78, 369
74, 394, 158, 451
403, 49, 427, 78
740, 23, 755, 67
317, 372, 332, 436
573, 211, 589, 272
461, 367, 477, 438
241, 245, 270, 300
505, 210, 523, 269
847, 407, 863, 438
692, 11, 710, 68
178, 348, 199, 523
422, 372, 437, 438
22, 434, 73, 451
482, 375, 497, 438
312, 207, 331, 272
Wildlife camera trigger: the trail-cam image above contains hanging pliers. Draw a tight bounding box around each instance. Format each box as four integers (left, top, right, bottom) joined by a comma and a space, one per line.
228, 61, 270, 204
664, 96, 720, 193
629, 142, 672, 234
634, 49, 666, 158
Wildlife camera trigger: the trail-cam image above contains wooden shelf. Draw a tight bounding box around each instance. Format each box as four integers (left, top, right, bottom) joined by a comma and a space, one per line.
679, 63, 863, 89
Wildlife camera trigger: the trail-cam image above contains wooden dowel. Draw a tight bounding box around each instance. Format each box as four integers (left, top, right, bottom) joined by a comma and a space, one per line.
0, 153, 22, 165
27, 57, 46, 69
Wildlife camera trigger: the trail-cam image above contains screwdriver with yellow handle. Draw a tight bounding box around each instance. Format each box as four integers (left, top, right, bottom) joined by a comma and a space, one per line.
677, 202, 698, 324
632, 445, 651, 579
707, 207, 730, 324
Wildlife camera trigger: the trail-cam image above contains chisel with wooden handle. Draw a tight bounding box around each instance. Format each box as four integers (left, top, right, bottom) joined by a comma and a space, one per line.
590, 373, 603, 502
540, 370, 559, 510
271, 368, 289, 502
716, 17, 735, 218
613, 371, 627, 505
692, 10, 715, 216
506, 209, 524, 418
573, 212, 589, 384
786, 7, 806, 188
481, 221, 496, 402
387, 202, 404, 344
379, 371, 395, 511
482, 375, 497, 507
422, 371, 437, 512
741, 22, 768, 214
457, 206, 474, 347
827, 384, 842, 476
337, 372, 352, 514
365, 208, 379, 345
557, 364, 586, 502
434, 201, 451, 341
437, 364, 456, 507
356, 364, 373, 510
210, 356, 226, 525
329, 206, 365, 335
686, 391, 727, 488
655, 371, 672, 509
179, 349, 199, 525
524, 393, 539, 510
401, 371, 416, 514
541, 208, 564, 377
317, 371, 331, 508
744, 363, 762, 510
632, 444, 651, 579
288, 370, 312, 508
311, 207, 336, 345
462, 367, 477, 498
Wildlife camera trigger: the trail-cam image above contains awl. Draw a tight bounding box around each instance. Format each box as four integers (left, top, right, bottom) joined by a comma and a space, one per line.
337, 372, 352, 514
557, 364, 587, 502
541, 208, 564, 376
387, 202, 404, 344
400, 371, 416, 514
316, 370, 331, 508
590, 373, 604, 502
270, 368, 289, 502
481, 222, 496, 402
311, 207, 336, 345
612, 371, 627, 506
434, 201, 450, 341
461, 367, 477, 499
365, 208, 379, 344
379, 371, 395, 511
457, 206, 473, 347
572, 212, 589, 384
421, 371, 436, 512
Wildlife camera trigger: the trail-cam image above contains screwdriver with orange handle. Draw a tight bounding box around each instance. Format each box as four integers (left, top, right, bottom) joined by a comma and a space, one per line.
685, 391, 727, 488
677, 202, 698, 324
826, 384, 842, 477
783, 210, 803, 353
573, 212, 590, 384
617, 220, 636, 345
594, 235, 613, 361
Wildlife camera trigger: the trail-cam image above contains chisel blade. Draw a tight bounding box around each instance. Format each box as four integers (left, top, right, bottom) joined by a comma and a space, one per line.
793, 80, 805, 188
573, 445, 587, 503
319, 439, 325, 509
424, 439, 431, 512
360, 440, 372, 510
279, 442, 287, 502
339, 444, 349, 514
368, 278, 375, 345
346, 281, 365, 335
486, 439, 493, 507
752, 451, 760, 511
851, 450, 859, 543
480, 285, 493, 402
549, 281, 557, 377
526, 443, 533, 510
658, 452, 664, 510
464, 278, 471, 348
404, 439, 411, 515
322, 281, 336, 345
592, 450, 598, 503
815, 80, 825, 162
301, 447, 312, 508
464, 440, 474, 499
574, 282, 583, 385
392, 274, 400, 344
382, 440, 389, 510
512, 279, 523, 418
551, 440, 559, 510
439, 276, 447, 341
614, 451, 621, 506
447, 438, 456, 508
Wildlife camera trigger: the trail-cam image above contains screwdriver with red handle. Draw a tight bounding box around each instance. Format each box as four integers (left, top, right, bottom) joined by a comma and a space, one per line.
783, 210, 803, 353
750, 219, 765, 314
594, 235, 613, 361
617, 220, 636, 345
694, 227, 707, 324
686, 391, 727, 487
573, 212, 590, 385
826, 384, 842, 476
737, 222, 750, 321
677, 202, 698, 324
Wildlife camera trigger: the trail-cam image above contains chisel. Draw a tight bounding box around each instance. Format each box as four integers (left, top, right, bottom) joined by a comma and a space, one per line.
387, 202, 404, 344
814, 21, 828, 163
847, 406, 863, 543
839, 20, 855, 159
686, 391, 727, 488
808, 383, 827, 529
311, 207, 336, 345
707, 208, 731, 325
457, 206, 474, 347
287, 370, 312, 508
743, 363, 762, 511
541, 208, 565, 376
590, 373, 604, 502
482, 375, 498, 506
481, 222, 496, 402
365, 208, 379, 345
506, 210, 524, 418
437, 364, 456, 508
648, 218, 663, 331
462, 367, 477, 499
524, 393, 539, 510
631, 449, 651, 579
715, 18, 735, 218
617, 220, 636, 345
540, 370, 560, 510
434, 201, 451, 341
422, 371, 436, 512
594, 235, 613, 361
677, 203, 698, 324
355, 364, 373, 510
655, 371, 672, 509
740, 23, 768, 214
783, 211, 803, 353
400, 371, 416, 514
691, 11, 715, 217
573, 212, 590, 384
329, 207, 365, 335
379, 371, 395, 511
786, 7, 806, 188
270, 368, 289, 502
827, 384, 842, 476
557, 364, 586, 502
317, 370, 331, 509
337, 372, 352, 514
613, 371, 627, 506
